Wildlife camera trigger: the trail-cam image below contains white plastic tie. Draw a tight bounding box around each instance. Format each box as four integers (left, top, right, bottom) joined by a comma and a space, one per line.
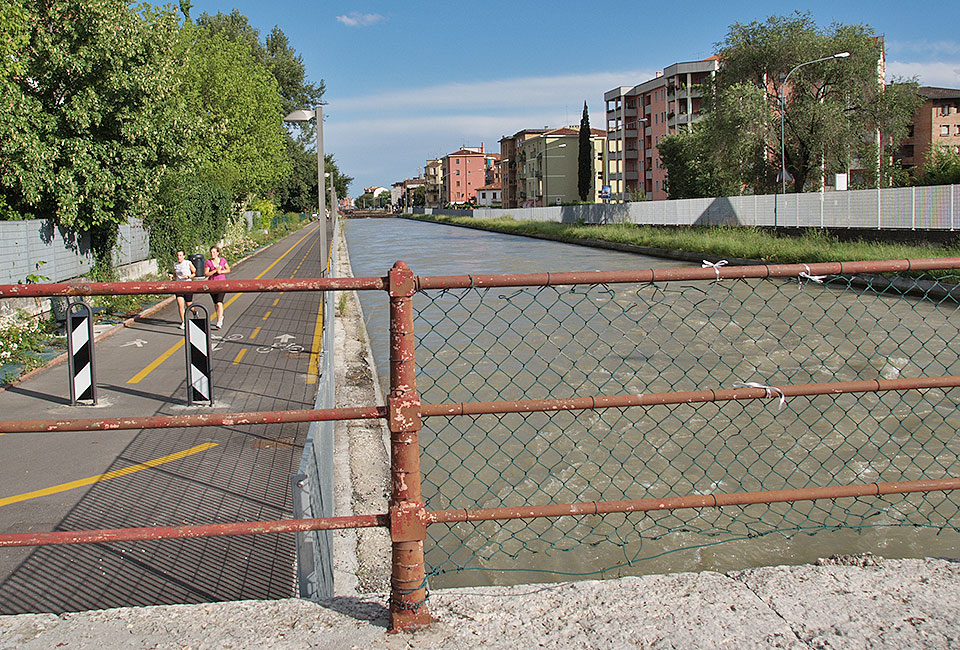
798, 263, 826, 285
702, 259, 728, 281
733, 382, 786, 411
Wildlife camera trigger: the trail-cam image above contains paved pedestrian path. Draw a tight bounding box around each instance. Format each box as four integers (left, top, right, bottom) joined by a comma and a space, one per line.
0, 223, 327, 614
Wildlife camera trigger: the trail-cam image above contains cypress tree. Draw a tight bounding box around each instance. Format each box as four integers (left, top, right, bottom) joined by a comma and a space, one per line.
578, 101, 592, 202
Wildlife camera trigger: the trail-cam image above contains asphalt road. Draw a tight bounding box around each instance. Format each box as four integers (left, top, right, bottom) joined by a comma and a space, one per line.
0, 222, 328, 614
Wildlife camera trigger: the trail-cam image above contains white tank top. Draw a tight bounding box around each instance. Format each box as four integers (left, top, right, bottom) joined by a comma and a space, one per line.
174, 259, 193, 281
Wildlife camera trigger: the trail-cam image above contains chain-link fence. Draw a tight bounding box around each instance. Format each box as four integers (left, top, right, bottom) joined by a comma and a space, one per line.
414, 271, 960, 586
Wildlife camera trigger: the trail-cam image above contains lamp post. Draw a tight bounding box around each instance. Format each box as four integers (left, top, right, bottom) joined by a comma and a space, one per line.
542, 142, 566, 206
779, 53, 850, 198
284, 106, 326, 275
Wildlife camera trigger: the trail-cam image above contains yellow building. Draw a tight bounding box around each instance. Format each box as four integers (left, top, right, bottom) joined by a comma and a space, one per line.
518, 127, 607, 206
424, 159, 442, 207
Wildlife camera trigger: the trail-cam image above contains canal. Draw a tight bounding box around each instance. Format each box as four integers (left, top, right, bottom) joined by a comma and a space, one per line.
344, 217, 960, 588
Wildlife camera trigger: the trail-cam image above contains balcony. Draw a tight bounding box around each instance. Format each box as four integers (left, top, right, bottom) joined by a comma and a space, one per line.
624, 150, 639, 159
624, 129, 638, 139
625, 171, 639, 181
624, 107, 638, 119
676, 87, 704, 101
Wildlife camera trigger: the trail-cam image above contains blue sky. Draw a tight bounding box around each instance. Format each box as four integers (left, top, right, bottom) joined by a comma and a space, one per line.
187, 1, 960, 197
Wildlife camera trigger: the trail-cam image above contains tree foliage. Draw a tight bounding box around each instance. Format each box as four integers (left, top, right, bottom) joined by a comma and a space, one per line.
1, 2, 350, 277
912, 147, 960, 186
577, 101, 592, 201
176, 25, 291, 199
0, 1, 184, 237
685, 12, 922, 195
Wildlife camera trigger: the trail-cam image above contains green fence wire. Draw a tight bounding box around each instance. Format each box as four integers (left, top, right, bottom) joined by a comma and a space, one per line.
412, 273, 960, 587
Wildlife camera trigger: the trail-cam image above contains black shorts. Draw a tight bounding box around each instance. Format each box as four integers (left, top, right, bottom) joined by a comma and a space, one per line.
176, 292, 194, 302
211, 292, 226, 304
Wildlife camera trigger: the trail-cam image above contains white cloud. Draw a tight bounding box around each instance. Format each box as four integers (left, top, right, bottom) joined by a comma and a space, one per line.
330, 69, 657, 114
886, 60, 960, 87
887, 40, 960, 58
336, 12, 384, 27
324, 68, 662, 192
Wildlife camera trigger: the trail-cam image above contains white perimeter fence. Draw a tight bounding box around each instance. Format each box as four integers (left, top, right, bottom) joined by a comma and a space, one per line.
419, 184, 960, 230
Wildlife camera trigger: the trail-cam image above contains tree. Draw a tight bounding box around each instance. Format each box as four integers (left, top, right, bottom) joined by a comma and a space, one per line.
197, 11, 324, 142
660, 83, 770, 199
0, 1, 187, 275
578, 101, 592, 201
913, 147, 960, 186
412, 186, 426, 207
714, 12, 920, 193
176, 25, 291, 200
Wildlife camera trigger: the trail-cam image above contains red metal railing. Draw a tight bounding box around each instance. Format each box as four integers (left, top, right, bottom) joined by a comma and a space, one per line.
3, 257, 960, 632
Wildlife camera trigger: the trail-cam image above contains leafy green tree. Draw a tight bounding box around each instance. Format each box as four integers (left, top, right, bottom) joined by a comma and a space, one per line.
913, 147, 960, 186
412, 186, 426, 207
714, 12, 920, 193
577, 101, 592, 201
196, 11, 324, 138
177, 25, 291, 200
0, 1, 186, 275
660, 82, 771, 199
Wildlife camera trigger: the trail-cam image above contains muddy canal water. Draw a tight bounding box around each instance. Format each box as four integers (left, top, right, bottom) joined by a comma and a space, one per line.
344, 218, 960, 588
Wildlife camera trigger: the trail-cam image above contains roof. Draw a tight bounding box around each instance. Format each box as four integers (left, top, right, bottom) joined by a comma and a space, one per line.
446, 148, 487, 157
542, 127, 607, 138
918, 86, 960, 100
477, 183, 502, 191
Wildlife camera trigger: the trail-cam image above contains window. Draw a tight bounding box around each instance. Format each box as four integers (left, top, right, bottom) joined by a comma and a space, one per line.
456, 181, 460, 187
941, 125, 950, 137
455, 158, 460, 164
956, 125, 960, 136
456, 169, 460, 175
940, 105, 951, 116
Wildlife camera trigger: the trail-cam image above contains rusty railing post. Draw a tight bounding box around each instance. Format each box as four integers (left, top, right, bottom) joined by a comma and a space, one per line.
387, 261, 430, 631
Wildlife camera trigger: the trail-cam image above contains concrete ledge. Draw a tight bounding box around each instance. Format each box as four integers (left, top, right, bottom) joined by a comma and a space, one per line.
2, 557, 956, 649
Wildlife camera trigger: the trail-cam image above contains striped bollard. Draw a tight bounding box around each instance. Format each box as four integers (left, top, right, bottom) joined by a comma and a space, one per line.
67, 301, 97, 405
184, 304, 213, 406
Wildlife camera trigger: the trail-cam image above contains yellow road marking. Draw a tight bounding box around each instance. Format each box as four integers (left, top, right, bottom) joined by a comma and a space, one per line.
128, 225, 318, 383
272, 298, 279, 306
306, 296, 325, 384
0, 443, 218, 507
233, 348, 247, 364
250, 326, 261, 340
262, 311, 271, 321
128, 339, 184, 384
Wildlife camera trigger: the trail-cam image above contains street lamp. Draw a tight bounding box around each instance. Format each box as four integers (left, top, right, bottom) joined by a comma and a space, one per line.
780, 53, 850, 198
284, 106, 326, 275
542, 143, 566, 206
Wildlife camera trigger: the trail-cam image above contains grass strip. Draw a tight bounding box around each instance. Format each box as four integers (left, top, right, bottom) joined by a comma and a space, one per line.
410, 214, 960, 268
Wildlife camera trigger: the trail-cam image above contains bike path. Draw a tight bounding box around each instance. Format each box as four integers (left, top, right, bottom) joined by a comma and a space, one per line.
0, 223, 328, 614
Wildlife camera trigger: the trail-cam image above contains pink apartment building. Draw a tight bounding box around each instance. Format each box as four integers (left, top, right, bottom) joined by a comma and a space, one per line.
604, 56, 720, 201
440, 144, 500, 205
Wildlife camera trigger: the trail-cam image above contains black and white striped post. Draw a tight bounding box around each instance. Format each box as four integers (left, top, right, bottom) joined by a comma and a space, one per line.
184, 304, 213, 406
66, 300, 97, 405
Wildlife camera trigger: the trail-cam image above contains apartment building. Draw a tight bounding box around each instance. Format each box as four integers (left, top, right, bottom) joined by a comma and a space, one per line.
604, 57, 719, 201
440, 145, 500, 205
895, 86, 960, 173
518, 127, 607, 206
476, 183, 502, 207
390, 177, 426, 209
499, 128, 548, 208
424, 159, 442, 207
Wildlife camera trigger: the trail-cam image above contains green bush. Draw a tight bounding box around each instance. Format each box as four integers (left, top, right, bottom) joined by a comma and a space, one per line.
147, 173, 233, 269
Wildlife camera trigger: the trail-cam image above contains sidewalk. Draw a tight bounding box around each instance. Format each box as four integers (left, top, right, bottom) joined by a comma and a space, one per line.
2, 556, 957, 649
